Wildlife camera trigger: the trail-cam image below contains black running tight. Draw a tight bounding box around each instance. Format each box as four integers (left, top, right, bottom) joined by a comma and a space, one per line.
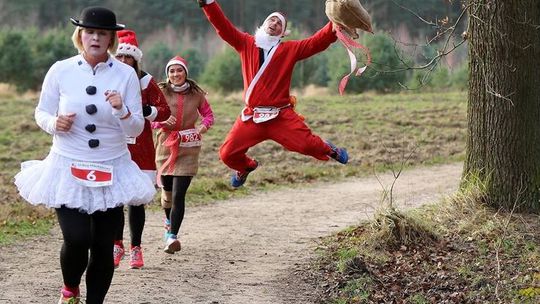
56, 206, 122, 304
115, 205, 145, 247
161, 175, 192, 235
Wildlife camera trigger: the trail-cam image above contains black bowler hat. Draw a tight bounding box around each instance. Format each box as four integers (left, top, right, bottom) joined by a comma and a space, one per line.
70, 7, 125, 31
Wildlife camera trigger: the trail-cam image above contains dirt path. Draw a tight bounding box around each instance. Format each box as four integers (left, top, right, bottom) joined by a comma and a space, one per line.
0, 163, 462, 304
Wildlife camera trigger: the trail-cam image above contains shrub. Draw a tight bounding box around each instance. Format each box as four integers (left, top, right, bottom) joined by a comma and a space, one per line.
144, 42, 174, 81
327, 32, 408, 93
200, 47, 242, 93
0, 27, 74, 92
179, 48, 205, 81
406, 62, 468, 91
0, 30, 33, 92
32, 27, 74, 89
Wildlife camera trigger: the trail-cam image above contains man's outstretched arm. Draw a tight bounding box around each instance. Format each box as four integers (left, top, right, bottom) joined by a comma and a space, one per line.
295, 22, 338, 60
197, 0, 247, 52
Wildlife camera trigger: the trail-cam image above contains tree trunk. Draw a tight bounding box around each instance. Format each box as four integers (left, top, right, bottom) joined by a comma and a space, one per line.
465, 0, 540, 213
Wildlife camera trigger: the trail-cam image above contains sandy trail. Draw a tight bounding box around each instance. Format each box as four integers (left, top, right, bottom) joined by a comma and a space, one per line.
0, 163, 461, 303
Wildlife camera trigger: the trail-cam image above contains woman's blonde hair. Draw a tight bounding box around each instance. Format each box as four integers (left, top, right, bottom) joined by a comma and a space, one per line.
71, 26, 118, 54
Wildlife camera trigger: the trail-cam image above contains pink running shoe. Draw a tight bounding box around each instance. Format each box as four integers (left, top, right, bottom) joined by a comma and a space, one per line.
113, 243, 125, 268
58, 288, 80, 304
129, 246, 144, 269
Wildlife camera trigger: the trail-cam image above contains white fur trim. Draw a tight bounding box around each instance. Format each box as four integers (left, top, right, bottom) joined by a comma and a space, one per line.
264, 12, 287, 37
140, 74, 152, 90
146, 106, 158, 122
166, 60, 188, 77
242, 42, 281, 121
116, 43, 143, 62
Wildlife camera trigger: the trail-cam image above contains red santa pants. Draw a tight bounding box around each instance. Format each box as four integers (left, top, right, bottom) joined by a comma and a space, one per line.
219, 108, 332, 173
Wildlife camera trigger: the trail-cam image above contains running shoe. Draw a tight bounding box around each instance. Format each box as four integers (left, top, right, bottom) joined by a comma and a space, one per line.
164, 218, 171, 232
129, 246, 144, 269
113, 243, 125, 268
164, 235, 181, 254
326, 141, 349, 164
58, 288, 80, 304
230, 160, 259, 188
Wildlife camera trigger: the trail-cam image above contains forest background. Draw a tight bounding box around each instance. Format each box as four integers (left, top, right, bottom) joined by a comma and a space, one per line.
0, 0, 468, 94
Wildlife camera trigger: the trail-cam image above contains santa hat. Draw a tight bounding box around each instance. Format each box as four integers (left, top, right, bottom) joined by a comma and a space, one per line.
263, 12, 290, 37
116, 29, 143, 62
165, 56, 189, 76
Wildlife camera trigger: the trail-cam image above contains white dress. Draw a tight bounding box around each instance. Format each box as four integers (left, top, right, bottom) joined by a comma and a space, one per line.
14, 54, 156, 214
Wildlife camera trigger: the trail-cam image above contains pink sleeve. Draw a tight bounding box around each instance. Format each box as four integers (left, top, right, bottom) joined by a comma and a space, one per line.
151, 121, 163, 129
198, 98, 214, 129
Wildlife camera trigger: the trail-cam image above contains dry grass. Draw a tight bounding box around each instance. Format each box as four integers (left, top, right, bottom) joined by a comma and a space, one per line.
313, 178, 540, 303
367, 207, 438, 250
0, 83, 38, 100
0, 87, 467, 242
292, 84, 331, 97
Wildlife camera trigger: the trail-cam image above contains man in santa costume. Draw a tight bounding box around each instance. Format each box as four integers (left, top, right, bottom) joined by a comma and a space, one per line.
198, 0, 349, 188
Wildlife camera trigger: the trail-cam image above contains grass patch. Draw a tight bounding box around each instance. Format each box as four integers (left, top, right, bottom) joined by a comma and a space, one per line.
0, 217, 55, 245
0, 89, 467, 240
313, 183, 540, 303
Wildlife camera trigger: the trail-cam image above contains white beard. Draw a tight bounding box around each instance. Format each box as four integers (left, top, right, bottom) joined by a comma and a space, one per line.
254, 26, 280, 50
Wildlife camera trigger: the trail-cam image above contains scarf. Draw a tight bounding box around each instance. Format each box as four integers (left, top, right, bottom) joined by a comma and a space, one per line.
170, 82, 190, 93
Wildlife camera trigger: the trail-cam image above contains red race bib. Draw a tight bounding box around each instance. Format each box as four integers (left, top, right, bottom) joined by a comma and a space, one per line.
70, 162, 113, 187
179, 129, 202, 147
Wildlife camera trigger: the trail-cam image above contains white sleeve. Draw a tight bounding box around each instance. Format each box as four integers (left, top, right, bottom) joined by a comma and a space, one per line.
35, 63, 60, 135
115, 70, 144, 137
145, 106, 158, 122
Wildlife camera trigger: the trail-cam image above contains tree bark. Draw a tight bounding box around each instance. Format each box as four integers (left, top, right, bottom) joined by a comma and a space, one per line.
465, 0, 540, 213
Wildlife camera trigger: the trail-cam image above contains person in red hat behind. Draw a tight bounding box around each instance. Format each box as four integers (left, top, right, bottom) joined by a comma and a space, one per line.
197, 0, 349, 188
112, 29, 171, 269
153, 55, 214, 254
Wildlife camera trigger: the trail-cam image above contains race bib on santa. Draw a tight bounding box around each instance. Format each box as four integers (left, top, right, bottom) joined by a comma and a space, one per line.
126, 136, 136, 145
253, 107, 280, 123
179, 128, 202, 147
70, 162, 113, 187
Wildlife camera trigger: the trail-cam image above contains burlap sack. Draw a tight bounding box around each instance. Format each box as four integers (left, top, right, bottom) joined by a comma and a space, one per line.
325, 0, 373, 38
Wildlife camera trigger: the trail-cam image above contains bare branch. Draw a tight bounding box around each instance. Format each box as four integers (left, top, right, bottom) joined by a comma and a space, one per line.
390, 0, 437, 27
493, 178, 525, 300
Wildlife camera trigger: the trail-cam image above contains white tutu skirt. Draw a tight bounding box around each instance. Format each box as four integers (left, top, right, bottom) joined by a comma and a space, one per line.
14, 151, 156, 214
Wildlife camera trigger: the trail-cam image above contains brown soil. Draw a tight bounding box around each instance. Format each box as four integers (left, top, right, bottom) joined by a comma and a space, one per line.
0, 163, 461, 303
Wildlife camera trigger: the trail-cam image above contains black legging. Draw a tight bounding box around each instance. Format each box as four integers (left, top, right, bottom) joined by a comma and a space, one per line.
115, 205, 145, 247
161, 175, 192, 235
56, 206, 122, 304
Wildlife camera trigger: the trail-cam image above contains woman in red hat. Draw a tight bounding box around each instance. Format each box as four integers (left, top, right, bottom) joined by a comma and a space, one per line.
112, 29, 171, 270
154, 55, 214, 254
14, 6, 154, 304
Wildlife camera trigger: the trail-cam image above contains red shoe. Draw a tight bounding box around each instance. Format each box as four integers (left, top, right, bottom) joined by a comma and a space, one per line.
58, 288, 80, 304
129, 246, 144, 269
113, 243, 125, 268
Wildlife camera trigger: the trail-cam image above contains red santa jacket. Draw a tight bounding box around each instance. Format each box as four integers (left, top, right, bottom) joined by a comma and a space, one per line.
128, 72, 171, 170
203, 1, 337, 108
